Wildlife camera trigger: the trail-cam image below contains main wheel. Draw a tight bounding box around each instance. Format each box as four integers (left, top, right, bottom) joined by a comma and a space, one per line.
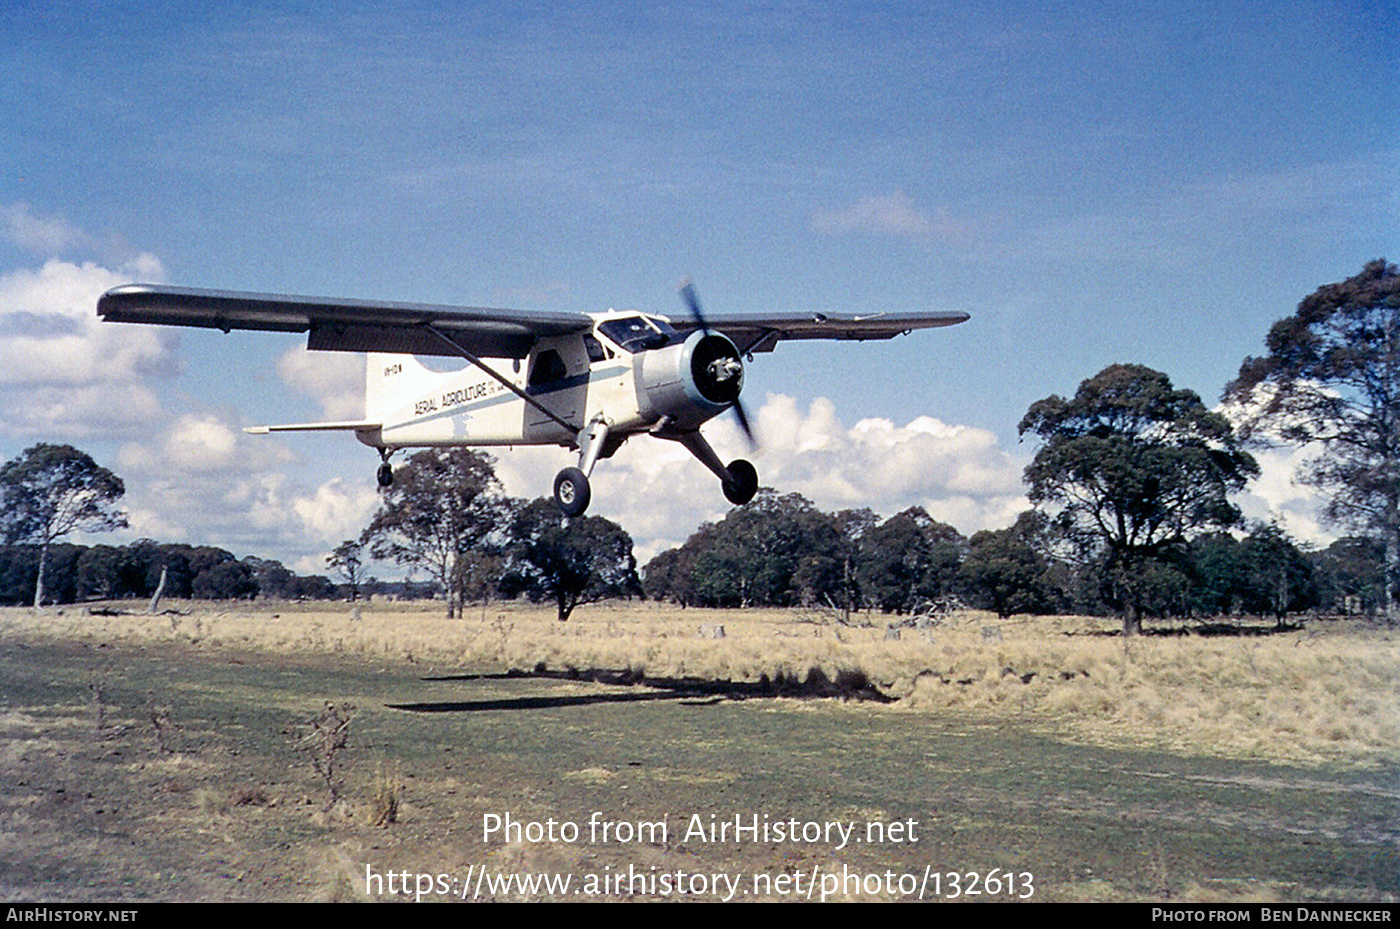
722, 458, 758, 505
376, 462, 393, 488
553, 467, 591, 517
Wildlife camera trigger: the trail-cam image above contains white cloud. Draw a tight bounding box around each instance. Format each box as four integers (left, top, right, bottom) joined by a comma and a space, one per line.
489, 391, 1334, 566
1, 203, 95, 255
811, 192, 972, 246
276, 347, 364, 420
289, 478, 381, 544
0, 256, 177, 437
751, 394, 1029, 528
162, 414, 241, 473
99, 392, 1334, 578
114, 417, 378, 564
491, 393, 1030, 564
1218, 393, 1335, 548
117, 411, 293, 476
1234, 444, 1334, 548
109, 411, 347, 558
0, 224, 377, 560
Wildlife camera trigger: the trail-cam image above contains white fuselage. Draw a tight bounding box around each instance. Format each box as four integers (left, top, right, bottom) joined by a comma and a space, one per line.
362, 312, 689, 451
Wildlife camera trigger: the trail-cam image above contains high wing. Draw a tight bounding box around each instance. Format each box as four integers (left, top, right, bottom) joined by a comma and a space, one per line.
96, 284, 593, 359
665, 309, 971, 354
98, 284, 970, 359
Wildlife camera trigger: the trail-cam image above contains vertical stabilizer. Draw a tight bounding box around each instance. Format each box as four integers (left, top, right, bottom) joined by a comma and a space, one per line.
365, 352, 441, 423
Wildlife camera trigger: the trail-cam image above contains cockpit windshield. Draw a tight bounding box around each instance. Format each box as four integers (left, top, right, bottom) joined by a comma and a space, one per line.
597, 316, 675, 353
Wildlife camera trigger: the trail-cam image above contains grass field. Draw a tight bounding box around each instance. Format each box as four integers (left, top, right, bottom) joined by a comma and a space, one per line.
0, 600, 1395, 902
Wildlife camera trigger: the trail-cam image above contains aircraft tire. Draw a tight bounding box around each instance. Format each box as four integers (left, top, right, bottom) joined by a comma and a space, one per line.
376, 462, 393, 488
722, 459, 758, 506
553, 467, 591, 517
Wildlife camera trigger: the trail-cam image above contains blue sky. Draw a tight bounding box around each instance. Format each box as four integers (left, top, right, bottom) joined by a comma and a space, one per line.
1, 1, 1395, 572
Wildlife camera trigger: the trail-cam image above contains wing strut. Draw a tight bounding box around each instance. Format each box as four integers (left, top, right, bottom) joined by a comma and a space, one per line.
420, 324, 580, 433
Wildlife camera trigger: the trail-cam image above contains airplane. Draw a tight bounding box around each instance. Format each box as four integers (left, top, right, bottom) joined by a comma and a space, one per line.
96, 282, 969, 516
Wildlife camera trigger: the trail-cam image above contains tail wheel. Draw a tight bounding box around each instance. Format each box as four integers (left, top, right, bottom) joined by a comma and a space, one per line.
722, 459, 758, 505
553, 467, 591, 517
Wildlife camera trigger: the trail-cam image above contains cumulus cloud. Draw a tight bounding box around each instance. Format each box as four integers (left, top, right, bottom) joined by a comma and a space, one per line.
491, 391, 1331, 567
1217, 393, 1335, 547
3, 384, 166, 438
276, 346, 364, 420
1233, 444, 1334, 548
750, 395, 1029, 530
290, 478, 382, 543
491, 393, 1030, 563
116, 412, 294, 476
0, 255, 177, 437
0, 210, 365, 562
113, 411, 377, 566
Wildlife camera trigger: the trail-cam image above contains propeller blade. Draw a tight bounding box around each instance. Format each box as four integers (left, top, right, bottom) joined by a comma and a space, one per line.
732, 395, 757, 448
680, 279, 757, 449
679, 279, 708, 333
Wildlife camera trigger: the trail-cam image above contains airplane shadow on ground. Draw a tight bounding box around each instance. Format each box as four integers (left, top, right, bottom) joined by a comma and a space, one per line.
387, 665, 893, 713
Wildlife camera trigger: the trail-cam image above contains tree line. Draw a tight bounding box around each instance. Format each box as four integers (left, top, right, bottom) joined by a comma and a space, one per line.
0, 443, 643, 621
638, 488, 1385, 623
0, 537, 341, 606
0, 444, 1383, 627
1, 260, 1395, 630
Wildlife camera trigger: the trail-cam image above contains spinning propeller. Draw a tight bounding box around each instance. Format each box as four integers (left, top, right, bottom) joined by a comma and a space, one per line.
680, 280, 757, 448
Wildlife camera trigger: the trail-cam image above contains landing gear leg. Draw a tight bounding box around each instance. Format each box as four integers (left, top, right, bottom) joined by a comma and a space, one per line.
553, 419, 611, 517
664, 431, 759, 506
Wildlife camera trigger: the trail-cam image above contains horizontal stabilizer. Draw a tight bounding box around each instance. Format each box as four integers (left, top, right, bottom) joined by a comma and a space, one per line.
244, 420, 380, 434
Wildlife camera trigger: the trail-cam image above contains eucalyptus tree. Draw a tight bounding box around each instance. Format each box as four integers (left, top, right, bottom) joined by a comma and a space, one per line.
360, 448, 504, 618
327, 539, 366, 601
959, 511, 1061, 619
0, 444, 127, 609
1020, 365, 1258, 634
498, 497, 641, 621
1225, 260, 1399, 622
856, 507, 965, 614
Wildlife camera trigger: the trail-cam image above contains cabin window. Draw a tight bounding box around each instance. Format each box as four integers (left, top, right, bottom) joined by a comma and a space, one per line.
528, 349, 568, 386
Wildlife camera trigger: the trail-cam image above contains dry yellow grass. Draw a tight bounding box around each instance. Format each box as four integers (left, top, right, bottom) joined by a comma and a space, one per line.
4, 599, 1395, 768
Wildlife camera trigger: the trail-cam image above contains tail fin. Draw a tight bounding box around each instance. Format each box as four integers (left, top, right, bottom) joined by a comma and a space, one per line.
366, 352, 441, 422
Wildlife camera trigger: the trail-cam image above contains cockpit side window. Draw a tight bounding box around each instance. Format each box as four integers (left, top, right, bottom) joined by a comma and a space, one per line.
582, 334, 608, 362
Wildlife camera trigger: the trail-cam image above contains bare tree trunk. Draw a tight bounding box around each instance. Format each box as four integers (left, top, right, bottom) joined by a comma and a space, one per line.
147, 565, 168, 614
32, 543, 47, 611
843, 556, 852, 625
1386, 507, 1397, 625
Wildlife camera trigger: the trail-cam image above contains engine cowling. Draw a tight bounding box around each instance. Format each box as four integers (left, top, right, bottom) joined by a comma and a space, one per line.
637, 329, 745, 430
